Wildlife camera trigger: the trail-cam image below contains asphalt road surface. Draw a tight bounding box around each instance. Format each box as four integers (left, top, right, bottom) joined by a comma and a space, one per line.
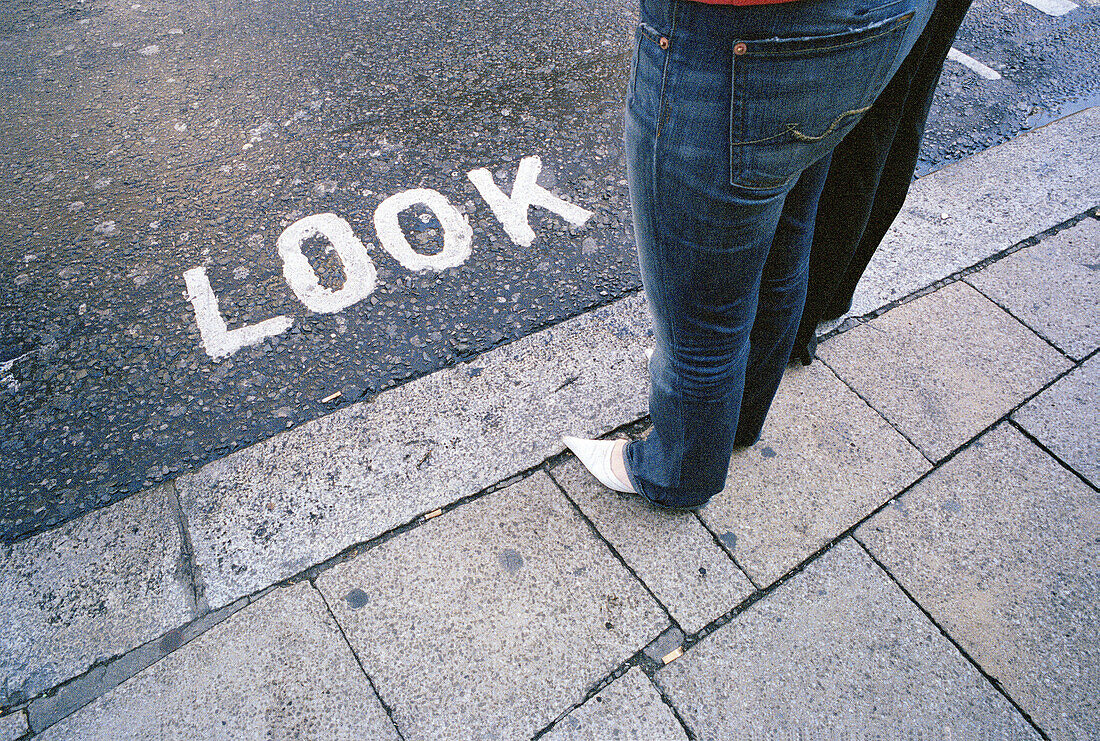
2, 0, 1097, 542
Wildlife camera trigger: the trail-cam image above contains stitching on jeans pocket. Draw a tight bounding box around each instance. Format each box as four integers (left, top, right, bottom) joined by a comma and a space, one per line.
734, 104, 874, 147
630, 22, 671, 130
787, 105, 872, 141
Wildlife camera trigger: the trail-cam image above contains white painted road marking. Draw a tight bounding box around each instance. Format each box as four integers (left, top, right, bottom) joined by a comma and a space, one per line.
183, 154, 594, 360
373, 188, 473, 272
467, 156, 594, 247
184, 267, 293, 359
1022, 0, 1078, 15
278, 213, 378, 313
2, 352, 32, 393
947, 48, 1003, 80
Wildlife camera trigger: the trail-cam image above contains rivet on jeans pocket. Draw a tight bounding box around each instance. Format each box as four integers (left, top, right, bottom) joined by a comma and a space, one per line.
734, 42, 747, 55
659, 36, 670, 50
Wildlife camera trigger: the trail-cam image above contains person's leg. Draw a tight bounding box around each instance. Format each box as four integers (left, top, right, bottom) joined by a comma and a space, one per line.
733, 153, 831, 448
791, 0, 975, 361
609, 0, 934, 509
790, 20, 934, 365
829, 0, 973, 312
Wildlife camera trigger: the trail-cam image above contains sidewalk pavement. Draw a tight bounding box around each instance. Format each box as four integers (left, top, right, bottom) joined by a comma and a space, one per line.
2, 107, 1098, 740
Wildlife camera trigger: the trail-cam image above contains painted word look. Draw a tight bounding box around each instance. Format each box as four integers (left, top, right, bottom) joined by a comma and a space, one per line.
184, 156, 593, 359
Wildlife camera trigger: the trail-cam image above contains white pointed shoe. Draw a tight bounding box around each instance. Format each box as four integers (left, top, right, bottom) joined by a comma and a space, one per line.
645, 347, 654, 361
561, 436, 636, 493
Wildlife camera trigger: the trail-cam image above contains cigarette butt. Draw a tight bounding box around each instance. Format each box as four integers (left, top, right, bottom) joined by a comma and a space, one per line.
661, 646, 684, 665
321, 391, 342, 403
424, 509, 443, 520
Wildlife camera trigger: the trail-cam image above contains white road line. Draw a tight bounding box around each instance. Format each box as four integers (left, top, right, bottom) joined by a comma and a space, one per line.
1022, 0, 1078, 16
947, 48, 1003, 80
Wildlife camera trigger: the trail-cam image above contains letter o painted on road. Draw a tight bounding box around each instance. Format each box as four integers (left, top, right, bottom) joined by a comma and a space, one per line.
373, 188, 473, 272
277, 213, 377, 314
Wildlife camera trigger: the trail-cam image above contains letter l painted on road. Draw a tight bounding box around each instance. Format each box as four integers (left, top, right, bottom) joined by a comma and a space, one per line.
183, 267, 293, 359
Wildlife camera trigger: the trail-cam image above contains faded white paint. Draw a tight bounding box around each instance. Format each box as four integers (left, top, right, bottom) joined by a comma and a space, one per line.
1022, 0, 1078, 15
947, 48, 1003, 80
373, 188, 473, 271
277, 213, 378, 313
1, 352, 31, 393
184, 268, 293, 359
467, 156, 593, 247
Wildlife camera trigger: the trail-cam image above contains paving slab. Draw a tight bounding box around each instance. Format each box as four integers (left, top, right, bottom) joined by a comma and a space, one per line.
655, 539, 1038, 738
699, 362, 930, 587
966, 218, 1100, 360
314, 471, 667, 741
35, 581, 397, 741
1013, 354, 1100, 487
0, 711, 26, 741
550, 458, 754, 635
177, 294, 652, 609
0, 486, 191, 709
818, 280, 1072, 461
847, 106, 1100, 318
542, 667, 688, 741
857, 424, 1100, 740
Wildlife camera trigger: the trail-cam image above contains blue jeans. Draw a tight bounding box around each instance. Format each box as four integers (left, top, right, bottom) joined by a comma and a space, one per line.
623, 0, 934, 509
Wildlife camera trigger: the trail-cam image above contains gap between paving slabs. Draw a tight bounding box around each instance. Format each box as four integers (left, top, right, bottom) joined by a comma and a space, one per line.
312, 470, 669, 741
32, 582, 398, 741
856, 423, 1100, 738
653, 538, 1041, 738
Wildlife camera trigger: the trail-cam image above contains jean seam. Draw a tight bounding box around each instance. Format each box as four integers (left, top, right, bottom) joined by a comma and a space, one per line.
647, 0, 686, 493
638, 21, 663, 46
732, 105, 873, 147
654, 0, 678, 140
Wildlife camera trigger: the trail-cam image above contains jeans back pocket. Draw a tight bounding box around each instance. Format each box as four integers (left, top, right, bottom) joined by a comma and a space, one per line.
729, 10, 914, 189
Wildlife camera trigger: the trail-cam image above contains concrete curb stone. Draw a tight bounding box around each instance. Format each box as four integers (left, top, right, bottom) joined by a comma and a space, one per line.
0, 486, 191, 710
848, 106, 1100, 318
33, 581, 397, 740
